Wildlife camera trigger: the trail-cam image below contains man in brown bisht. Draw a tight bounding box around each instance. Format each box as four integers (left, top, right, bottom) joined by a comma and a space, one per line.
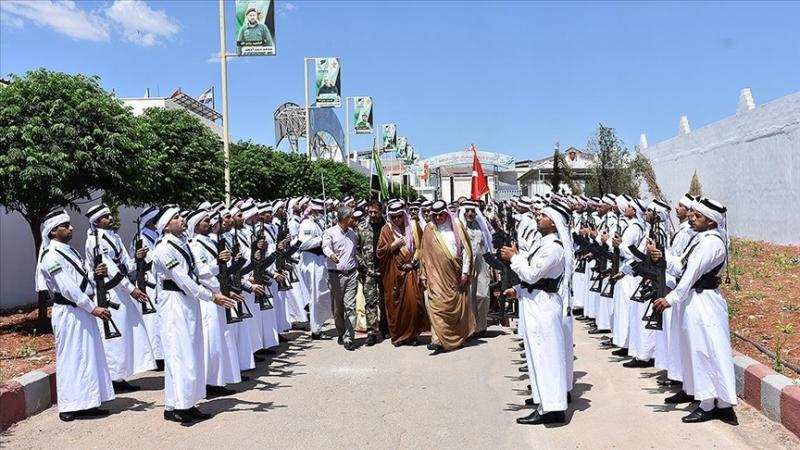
376, 201, 429, 346
419, 200, 475, 353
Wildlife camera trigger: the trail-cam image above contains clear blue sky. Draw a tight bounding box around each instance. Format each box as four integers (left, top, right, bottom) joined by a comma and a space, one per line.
2, 1, 798, 162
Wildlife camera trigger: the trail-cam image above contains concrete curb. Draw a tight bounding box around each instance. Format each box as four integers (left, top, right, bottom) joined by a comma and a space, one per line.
733, 350, 800, 437
0, 363, 57, 431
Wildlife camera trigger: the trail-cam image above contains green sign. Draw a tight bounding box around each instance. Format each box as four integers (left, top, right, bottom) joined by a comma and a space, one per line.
314, 58, 341, 107
382, 123, 396, 150
235, 0, 276, 56
397, 136, 408, 157
353, 96, 373, 134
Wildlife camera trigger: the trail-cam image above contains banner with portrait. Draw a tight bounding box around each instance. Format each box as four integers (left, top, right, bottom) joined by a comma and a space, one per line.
235, 0, 275, 56
314, 57, 341, 107
353, 96, 373, 134
397, 136, 408, 157
382, 123, 397, 150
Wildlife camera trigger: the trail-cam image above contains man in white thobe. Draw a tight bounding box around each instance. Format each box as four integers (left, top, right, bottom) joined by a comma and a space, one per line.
37, 210, 115, 422
297, 199, 333, 339
129, 206, 164, 370
84, 204, 155, 392
501, 203, 570, 425
653, 197, 737, 425
152, 207, 237, 423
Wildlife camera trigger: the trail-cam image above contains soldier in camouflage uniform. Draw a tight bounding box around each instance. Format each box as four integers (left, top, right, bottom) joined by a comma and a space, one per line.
356, 200, 387, 345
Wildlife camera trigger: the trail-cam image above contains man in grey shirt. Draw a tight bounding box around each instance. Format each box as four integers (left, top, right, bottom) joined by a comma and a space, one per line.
322, 207, 359, 351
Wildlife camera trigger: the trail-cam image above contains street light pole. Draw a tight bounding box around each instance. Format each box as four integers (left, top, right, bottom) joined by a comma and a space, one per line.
218, 0, 232, 207
304, 57, 311, 160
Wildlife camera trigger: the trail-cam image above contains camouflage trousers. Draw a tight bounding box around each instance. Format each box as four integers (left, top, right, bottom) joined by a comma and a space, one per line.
362, 274, 385, 334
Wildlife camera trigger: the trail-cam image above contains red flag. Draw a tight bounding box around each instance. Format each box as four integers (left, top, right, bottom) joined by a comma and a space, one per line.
470, 145, 489, 200
421, 162, 429, 181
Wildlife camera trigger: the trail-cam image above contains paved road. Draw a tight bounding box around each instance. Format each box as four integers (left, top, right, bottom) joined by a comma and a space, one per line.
2, 322, 798, 449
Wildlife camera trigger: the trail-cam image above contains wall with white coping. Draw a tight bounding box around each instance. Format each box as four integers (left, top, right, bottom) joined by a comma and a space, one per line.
640, 90, 800, 245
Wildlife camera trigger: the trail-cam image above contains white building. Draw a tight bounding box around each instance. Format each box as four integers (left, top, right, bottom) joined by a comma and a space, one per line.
516, 147, 595, 196
120, 90, 224, 139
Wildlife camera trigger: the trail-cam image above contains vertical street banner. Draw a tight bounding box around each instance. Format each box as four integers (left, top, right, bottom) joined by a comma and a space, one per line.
382, 123, 396, 150
397, 136, 408, 157
314, 58, 341, 107
235, 0, 276, 56
353, 96, 373, 134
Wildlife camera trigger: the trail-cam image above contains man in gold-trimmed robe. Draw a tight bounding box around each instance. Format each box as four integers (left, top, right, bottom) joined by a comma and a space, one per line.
419, 200, 475, 352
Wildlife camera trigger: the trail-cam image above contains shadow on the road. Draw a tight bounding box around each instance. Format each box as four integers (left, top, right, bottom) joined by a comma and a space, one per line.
104, 396, 158, 416
132, 375, 165, 391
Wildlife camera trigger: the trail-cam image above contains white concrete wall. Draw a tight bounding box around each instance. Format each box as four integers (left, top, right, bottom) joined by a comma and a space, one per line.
1, 201, 141, 310
641, 91, 800, 245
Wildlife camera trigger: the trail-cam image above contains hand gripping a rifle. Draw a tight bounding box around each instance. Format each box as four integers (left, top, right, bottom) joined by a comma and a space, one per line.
92, 227, 121, 339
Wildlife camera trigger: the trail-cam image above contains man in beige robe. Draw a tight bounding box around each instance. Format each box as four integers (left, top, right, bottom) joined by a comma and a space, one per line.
419, 200, 475, 352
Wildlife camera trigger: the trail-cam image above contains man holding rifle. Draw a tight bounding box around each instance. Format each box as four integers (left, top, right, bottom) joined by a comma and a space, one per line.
37, 210, 115, 422
651, 197, 737, 425
85, 204, 155, 393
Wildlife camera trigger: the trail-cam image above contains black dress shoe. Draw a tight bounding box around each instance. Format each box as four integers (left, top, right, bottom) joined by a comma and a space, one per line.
623, 359, 654, 368
681, 406, 717, 423
717, 407, 738, 425
311, 333, 332, 340
337, 336, 344, 345
239, 374, 250, 382
164, 410, 193, 423
59, 412, 76, 422
527, 384, 531, 391
520, 352, 526, 358
366, 334, 377, 346
155, 359, 165, 372
518, 366, 528, 372
186, 406, 212, 420
524, 398, 537, 406
516, 410, 566, 425
665, 391, 695, 404
343, 341, 356, 351
587, 328, 610, 335
278, 335, 289, 343
611, 348, 629, 357
206, 385, 236, 396
253, 354, 266, 362
657, 378, 681, 387
112, 380, 140, 393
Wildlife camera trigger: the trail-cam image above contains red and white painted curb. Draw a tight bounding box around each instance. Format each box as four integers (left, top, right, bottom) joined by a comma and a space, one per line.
0, 363, 56, 431
733, 350, 800, 437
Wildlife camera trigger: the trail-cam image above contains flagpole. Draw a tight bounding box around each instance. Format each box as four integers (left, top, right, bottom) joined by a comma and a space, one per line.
345, 96, 351, 167
218, 0, 231, 207
304, 57, 311, 160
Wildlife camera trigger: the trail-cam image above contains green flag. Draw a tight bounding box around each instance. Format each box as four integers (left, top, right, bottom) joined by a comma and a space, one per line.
372, 142, 389, 199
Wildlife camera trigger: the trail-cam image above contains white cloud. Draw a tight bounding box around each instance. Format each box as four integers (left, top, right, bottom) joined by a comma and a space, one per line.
278, 2, 296, 16
104, 0, 179, 47
0, 0, 110, 41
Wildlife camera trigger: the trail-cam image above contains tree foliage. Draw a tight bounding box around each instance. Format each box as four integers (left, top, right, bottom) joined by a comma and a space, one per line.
585, 124, 640, 197
550, 148, 562, 193
0, 68, 141, 244
230, 140, 372, 201
134, 107, 224, 206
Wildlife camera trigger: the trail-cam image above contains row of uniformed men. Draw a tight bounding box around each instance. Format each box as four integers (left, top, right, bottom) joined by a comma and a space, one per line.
502, 191, 737, 425
36, 196, 337, 423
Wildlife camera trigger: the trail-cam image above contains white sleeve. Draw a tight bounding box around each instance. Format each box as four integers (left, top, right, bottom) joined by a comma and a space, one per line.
158, 247, 213, 302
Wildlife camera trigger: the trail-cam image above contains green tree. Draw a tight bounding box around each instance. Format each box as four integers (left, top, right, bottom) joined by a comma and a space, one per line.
550, 147, 562, 193
134, 107, 224, 206
585, 124, 640, 197
0, 69, 141, 327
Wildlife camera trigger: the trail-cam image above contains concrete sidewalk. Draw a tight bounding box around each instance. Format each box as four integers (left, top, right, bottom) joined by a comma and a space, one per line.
1, 325, 798, 449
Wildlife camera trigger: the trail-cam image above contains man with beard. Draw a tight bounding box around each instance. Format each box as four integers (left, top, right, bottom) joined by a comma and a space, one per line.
37, 210, 115, 421
461, 201, 492, 338
377, 201, 429, 346
419, 200, 475, 353
356, 199, 388, 344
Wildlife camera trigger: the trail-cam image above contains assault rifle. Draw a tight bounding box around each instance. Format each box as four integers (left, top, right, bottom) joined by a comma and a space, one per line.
230, 226, 253, 319
252, 222, 274, 311
600, 234, 621, 299
133, 217, 157, 315
485, 229, 520, 320
640, 218, 668, 331
216, 215, 241, 324
92, 227, 121, 339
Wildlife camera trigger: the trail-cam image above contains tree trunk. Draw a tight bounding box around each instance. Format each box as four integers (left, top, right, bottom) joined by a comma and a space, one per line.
27, 215, 53, 332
